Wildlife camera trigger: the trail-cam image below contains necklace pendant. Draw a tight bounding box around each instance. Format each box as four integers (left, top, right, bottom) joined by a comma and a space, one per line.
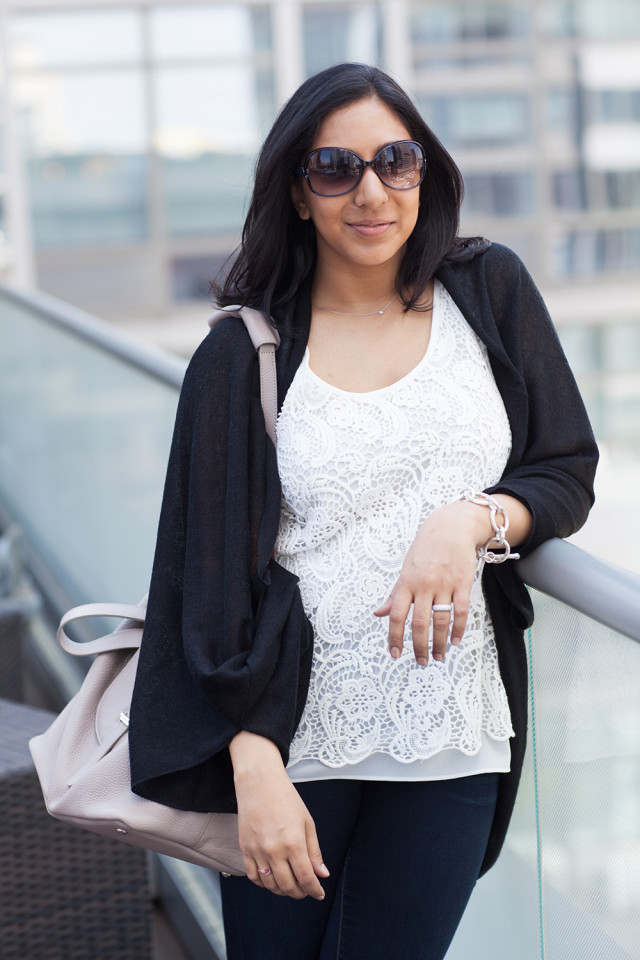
378, 309, 384, 315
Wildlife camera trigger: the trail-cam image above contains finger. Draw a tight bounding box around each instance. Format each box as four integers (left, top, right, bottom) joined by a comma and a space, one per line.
245, 858, 266, 888
431, 602, 453, 661
306, 819, 330, 881
451, 592, 469, 647
289, 853, 326, 900
373, 597, 391, 617
410, 596, 432, 665
387, 588, 413, 660
255, 862, 279, 894
270, 860, 310, 900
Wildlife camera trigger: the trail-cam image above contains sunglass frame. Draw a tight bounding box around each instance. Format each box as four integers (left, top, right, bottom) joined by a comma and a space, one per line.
296, 140, 426, 197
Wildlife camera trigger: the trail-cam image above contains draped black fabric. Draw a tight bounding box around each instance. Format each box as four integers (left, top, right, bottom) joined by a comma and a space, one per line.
129, 242, 598, 873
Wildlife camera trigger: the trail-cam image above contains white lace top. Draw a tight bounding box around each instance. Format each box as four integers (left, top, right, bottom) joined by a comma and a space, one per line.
275, 281, 515, 782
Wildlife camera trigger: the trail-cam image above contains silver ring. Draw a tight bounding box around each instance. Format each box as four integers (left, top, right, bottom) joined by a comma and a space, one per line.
432, 603, 454, 614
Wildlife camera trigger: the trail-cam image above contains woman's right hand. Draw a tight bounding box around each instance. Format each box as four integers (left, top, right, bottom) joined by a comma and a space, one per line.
229, 731, 329, 900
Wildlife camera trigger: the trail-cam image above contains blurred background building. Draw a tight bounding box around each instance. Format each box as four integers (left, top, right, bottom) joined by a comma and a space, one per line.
1, 0, 639, 467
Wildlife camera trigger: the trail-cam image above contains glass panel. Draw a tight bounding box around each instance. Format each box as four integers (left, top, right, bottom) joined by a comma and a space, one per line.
545, 89, 579, 134
0, 294, 181, 602
604, 171, 640, 210
415, 52, 531, 72
526, 591, 640, 960
588, 90, 640, 125
150, 4, 270, 61
13, 69, 148, 248
557, 325, 602, 375
10, 9, 142, 69
411, 1, 530, 43
154, 65, 271, 155
421, 94, 530, 148
578, 0, 640, 40
15, 70, 146, 156
154, 64, 273, 236
602, 323, 640, 373
451, 589, 640, 959
541, 0, 576, 36
171, 254, 228, 302
27, 155, 148, 248
552, 170, 586, 211
552, 229, 640, 276
462, 172, 535, 216
303, 4, 381, 78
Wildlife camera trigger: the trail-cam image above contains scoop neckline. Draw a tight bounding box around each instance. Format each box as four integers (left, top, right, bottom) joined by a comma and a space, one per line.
304, 280, 441, 398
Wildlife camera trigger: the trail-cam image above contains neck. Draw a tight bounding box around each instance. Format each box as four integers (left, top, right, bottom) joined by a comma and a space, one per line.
311, 255, 402, 315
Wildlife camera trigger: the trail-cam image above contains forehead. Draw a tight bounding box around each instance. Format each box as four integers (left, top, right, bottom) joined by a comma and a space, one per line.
310, 97, 412, 154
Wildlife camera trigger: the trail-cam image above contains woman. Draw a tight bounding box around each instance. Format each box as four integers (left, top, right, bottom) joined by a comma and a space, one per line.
130, 64, 598, 959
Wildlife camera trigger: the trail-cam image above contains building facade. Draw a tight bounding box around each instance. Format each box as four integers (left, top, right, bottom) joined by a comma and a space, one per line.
1, 0, 639, 452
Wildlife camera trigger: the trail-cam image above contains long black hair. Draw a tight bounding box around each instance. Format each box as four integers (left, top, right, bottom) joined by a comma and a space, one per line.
213, 63, 473, 316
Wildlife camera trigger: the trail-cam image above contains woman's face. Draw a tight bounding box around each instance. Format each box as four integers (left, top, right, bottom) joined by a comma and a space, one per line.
292, 97, 421, 277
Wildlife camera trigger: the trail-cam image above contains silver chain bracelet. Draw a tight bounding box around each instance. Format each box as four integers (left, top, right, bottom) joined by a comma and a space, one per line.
456, 489, 520, 564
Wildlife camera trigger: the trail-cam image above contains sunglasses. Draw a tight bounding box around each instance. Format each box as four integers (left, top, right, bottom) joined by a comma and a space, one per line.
296, 140, 426, 197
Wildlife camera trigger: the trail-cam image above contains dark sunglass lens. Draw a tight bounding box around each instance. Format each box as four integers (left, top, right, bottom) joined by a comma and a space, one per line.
306, 148, 361, 195
377, 142, 424, 189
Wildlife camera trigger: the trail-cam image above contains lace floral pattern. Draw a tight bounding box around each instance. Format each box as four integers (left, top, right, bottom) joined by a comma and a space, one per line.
275, 281, 514, 768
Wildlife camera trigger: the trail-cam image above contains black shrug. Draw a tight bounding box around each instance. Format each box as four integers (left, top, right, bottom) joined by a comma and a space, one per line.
129, 242, 598, 875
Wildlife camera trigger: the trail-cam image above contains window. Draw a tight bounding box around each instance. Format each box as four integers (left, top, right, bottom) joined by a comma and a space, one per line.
553, 228, 640, 276
303, 4, 381, 78
545, 89, 579, 136
411, 2, 530, 43
578, 0, 640, 39
557, 326, 602, 375
13, 69, 148, 247
421, 94, 530, 149
552, 171, 586, 211
588, 90, 640, 125
543, 0, 640, 39
150, 4, 270, 61
605, 171, 640, 209
10, 9, 142, 68
463, 172, 535, 216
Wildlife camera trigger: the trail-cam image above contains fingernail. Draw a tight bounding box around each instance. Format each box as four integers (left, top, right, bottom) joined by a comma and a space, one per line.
391, 646, 401, 659
452, 636, 460, 646
317, 893, 325, 901
417, 657, 428, 666
434, 653, 444, 662
320, 863, 330, 876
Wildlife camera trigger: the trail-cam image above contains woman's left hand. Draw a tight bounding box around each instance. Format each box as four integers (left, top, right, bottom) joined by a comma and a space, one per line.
373, 502, 481, 665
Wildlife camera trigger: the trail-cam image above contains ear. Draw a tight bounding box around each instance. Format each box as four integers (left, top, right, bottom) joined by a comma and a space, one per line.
290, 180, 311, 221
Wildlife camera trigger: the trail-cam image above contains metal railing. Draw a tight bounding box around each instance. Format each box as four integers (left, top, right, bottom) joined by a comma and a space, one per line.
2, 281, 639, 960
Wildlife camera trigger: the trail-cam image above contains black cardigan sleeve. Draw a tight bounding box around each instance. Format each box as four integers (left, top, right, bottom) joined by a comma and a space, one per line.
438, 243, 598, 556
129, 318, 313, 813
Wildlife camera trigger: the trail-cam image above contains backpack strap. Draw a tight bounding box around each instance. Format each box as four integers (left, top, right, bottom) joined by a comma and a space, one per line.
208, 305, 280, 445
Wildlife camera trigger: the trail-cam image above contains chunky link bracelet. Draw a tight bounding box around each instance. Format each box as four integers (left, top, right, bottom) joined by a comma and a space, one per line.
456, 489, 520, 564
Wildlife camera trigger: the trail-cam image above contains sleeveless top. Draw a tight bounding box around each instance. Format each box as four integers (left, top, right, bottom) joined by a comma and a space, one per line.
274, 281, 514, 782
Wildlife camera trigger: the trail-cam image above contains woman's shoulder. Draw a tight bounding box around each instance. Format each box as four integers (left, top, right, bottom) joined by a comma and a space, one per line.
176, 313, 259, 416
444, 238, 527, 277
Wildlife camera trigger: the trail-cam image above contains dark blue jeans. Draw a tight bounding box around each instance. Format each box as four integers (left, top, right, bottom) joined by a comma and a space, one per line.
220, 772, 499, 960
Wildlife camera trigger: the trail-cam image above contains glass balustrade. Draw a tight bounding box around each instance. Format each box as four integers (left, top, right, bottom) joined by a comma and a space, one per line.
449, 590, 640, 960
0, 286, 185, 604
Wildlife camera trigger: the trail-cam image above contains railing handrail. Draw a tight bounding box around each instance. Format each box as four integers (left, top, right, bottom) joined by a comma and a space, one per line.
3, 282, 639, 645
1, 280, 187, 388
517, 538, 640, 644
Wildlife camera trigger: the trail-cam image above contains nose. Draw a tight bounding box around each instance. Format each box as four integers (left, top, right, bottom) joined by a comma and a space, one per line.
353, 164, 388, 206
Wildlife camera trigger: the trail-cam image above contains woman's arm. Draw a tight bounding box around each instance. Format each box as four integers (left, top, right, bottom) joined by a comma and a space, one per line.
374, 494, 532, 664
229, 731, 329, 899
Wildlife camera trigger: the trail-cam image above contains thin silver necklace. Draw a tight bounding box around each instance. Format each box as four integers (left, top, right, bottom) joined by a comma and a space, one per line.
312, 292, 399, 317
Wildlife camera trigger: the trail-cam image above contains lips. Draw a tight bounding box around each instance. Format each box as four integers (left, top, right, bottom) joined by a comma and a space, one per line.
348, 221, 392, 238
